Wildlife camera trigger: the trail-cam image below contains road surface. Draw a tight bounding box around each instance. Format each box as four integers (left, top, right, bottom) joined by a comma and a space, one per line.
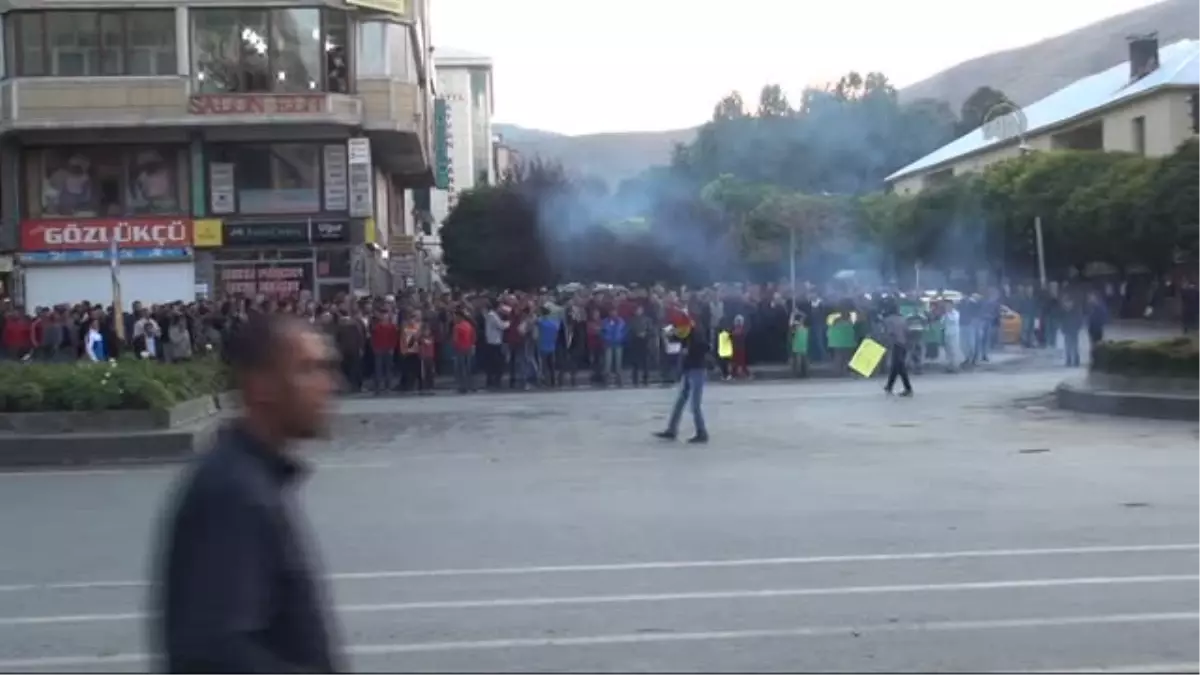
0, 365, 1195, 672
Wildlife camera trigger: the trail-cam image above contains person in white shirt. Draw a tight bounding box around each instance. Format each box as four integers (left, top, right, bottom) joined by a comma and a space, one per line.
941, 298, 961, 373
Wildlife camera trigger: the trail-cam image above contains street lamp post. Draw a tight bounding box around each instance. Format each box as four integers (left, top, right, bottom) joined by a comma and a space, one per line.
983, 101, 1046, 288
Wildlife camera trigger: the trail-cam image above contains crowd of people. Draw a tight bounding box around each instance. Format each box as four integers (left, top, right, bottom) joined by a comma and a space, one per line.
0, 275, 1178, 393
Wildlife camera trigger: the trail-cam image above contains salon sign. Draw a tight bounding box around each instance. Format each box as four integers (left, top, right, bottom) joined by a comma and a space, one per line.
21, 218, 194, 251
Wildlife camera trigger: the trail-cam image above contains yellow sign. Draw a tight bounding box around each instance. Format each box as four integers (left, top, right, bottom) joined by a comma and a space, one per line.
849, 338, 887, 378
364, 217, 377, 245
193, 219, 223, 248
345, 0, 408, 16
717, 331, 733, 359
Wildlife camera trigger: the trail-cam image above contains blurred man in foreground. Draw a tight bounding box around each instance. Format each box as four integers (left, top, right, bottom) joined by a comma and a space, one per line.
152, 313, 342, 673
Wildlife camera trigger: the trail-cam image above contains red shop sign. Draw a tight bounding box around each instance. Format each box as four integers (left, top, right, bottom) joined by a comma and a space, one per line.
21, 218, 194, 251
188, 94, 328, 115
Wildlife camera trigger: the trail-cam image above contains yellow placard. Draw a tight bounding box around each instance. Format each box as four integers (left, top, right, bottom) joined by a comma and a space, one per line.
717, 331, 733, 358
849, 338, 887, 378
364, 217, 377, 245
193, 219, 223, 248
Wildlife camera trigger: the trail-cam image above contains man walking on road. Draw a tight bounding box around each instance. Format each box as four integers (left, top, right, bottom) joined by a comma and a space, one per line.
655, 318, 710, 443
152, 313, 343, 673
882, 302, 914, 397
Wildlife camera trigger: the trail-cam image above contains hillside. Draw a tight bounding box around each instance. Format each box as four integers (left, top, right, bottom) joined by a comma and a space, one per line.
496, 0, 1198, 187
493, 124, 696, 185
900, 0, 1199, 110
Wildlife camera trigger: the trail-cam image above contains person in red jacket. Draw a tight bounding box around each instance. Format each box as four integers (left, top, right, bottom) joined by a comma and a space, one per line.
2, 309, 32, 360
369, 310, 399, 394
451, 309, 477, 393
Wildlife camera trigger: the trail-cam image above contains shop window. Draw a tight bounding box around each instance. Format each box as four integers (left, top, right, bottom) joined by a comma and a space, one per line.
191, 8, 350, 94
317, 248, 351, 277
209, 144, 321, 215
10, 10, 176, 77
26, 146, 184, 218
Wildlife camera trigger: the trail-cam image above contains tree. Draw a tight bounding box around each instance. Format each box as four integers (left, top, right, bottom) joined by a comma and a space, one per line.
441, 159, 568, 288
756, 84, 792, 118
958, 86, 1014, 137
712, 92, 748, 121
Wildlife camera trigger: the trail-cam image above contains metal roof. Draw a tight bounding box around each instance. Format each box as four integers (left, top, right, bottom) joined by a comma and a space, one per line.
886, 39, 1200, 182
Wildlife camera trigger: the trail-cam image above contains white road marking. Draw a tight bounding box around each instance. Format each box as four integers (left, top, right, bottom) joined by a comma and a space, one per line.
1021, 665, 1200, 673
0, 612, 1193, 670
0, 542, 1193, 593
0, 574, 1193, 626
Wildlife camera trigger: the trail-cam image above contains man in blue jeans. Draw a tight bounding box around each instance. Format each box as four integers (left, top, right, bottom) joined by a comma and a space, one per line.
654, 321, 710, 444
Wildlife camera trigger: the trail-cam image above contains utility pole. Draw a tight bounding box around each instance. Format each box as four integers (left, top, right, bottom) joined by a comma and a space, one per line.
1034, 215, 1047, 288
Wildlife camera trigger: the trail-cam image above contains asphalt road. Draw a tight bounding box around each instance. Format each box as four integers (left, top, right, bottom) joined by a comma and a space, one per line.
0, 361, 1195, 672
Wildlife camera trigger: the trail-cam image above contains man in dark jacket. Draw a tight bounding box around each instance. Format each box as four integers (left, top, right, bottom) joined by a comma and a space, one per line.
654, 319, 710, 443
152, 313, 342, 673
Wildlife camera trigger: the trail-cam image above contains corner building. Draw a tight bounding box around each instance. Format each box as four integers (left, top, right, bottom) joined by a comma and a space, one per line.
0, 0, 435, 308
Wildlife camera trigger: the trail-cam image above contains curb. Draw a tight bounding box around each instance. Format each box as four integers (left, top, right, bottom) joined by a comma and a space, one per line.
1054, 381, 1198, 421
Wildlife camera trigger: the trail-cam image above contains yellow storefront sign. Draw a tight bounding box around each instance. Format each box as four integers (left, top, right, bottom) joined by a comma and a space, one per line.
193, 219, 223, 247
346, 0, 408, 16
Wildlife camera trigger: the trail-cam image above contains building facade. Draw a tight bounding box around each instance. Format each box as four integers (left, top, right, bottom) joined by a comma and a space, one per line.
394, 47, 492, 287
888, 36, 1200, 195
0, 0, 435, 308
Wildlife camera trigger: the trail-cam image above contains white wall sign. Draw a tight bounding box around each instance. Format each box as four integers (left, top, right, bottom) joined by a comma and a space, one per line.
347, 138, 373, 218
323, 145, 349, 212
210, 163, 236, 215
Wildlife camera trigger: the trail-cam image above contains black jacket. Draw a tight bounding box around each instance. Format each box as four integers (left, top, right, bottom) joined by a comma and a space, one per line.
681, 329, 710, 371
153, 424, 341, 673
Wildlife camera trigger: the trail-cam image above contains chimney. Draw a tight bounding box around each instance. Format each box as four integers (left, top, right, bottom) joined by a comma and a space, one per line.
1127, 33, 1160, 81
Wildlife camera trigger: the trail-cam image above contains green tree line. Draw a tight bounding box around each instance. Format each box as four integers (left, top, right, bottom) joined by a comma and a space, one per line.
441, 74, 1199, 289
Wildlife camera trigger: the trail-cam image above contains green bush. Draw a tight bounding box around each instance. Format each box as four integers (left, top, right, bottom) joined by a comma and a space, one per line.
1090, 337, 1199, 379
0, 357, 230, 413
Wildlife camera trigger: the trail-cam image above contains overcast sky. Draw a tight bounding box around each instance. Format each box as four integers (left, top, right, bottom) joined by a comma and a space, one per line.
431, 0, 1162, 136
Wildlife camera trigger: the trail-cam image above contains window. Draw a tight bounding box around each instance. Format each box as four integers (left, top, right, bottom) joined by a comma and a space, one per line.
209, 144, 322, 215
10, 11, 176, 77
317, 249, 351, 277
26, 146, 184, 218
191, 8, 351, 94
324, 10, 349, 93
356, 22, 387, 76
1132, 116, 1147, 155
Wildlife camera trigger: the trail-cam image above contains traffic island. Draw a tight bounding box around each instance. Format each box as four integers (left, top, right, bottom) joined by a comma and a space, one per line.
1055, 337, 1198, 421
0, 358, 228, 468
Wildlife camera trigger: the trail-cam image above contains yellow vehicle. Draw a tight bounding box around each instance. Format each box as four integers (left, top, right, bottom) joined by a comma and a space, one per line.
999, 305, 1023, 344
921, 291, 1023, 345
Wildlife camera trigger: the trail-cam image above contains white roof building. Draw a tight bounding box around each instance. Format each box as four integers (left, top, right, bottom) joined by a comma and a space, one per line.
888, 37, 1200, 194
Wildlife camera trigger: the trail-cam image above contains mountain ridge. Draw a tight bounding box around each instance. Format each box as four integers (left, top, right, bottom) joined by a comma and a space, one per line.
494, 0, 1198, 187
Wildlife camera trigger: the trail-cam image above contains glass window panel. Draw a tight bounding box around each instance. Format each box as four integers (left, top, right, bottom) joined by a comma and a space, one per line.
127, 11, 177, 75
99, 13, 123, 75
46, 12, 99, 76
323, 10, 349, 93
356, 22, 386, 77
14, 14, 46, 76
192, 9, 269, 93
36, 147, 123, 218
317, 249, 351, 277
127, 147, 180, 214
270, 8, 321, 92
211, 144, 321, 215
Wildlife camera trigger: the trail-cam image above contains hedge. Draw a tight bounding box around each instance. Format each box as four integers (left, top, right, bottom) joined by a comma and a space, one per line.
1090, 337, 1199, 379
0, 357, 230, 413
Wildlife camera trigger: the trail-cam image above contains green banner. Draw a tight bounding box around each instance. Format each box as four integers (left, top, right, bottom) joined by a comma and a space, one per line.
433, 98, 451, 190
